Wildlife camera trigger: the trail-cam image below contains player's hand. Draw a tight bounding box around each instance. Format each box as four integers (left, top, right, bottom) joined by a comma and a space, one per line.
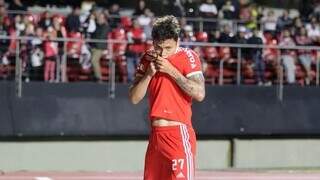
146, 62, 157, 77
154, 56, 175, 75
145, 50, 158, 62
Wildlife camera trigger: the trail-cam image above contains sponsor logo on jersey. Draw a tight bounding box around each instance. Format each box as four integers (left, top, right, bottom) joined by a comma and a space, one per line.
182, 48, 197, 69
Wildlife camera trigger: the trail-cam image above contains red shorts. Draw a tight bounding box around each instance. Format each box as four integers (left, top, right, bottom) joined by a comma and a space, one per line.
144, 124, 196, 180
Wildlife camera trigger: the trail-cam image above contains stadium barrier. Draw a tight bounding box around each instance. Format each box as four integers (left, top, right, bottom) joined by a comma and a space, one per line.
0, 81, 320, 138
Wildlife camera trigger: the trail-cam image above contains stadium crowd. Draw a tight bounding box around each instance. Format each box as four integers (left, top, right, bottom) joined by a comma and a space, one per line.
0, 0, 320, 85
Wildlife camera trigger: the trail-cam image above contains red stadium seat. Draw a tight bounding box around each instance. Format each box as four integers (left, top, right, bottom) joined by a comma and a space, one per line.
203, 47, 219, 62
195, 32, 208, 42
219, 47, 231, 59
67, 32, 83, 58
66, 32, 83, 81
110, 28, 127, 56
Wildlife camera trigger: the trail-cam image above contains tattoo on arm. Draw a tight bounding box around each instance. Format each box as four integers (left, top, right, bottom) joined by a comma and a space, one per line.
174, 72, 205, 101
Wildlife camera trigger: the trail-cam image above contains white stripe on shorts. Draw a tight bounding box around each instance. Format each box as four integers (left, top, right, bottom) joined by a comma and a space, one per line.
182, 125, 193, 180
180, 125, 193, 180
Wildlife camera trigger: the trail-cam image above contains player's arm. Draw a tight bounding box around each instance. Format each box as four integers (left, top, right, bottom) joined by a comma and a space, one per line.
169, 67, 205, 102
154, 56, 205, 102
129, 62, 156, 104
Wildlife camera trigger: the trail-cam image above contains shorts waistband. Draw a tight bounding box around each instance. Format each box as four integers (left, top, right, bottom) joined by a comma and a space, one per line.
151, 124, 192, 132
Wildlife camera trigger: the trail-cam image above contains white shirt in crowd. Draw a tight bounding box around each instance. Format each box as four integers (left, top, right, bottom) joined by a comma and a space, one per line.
261, 16, 277, 31
199, 3, 218, 15
306, 23, 320, 39
137, 15, 151, 27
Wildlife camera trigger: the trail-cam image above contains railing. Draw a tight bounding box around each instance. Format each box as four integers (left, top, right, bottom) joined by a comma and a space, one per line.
0, 35, 319, 101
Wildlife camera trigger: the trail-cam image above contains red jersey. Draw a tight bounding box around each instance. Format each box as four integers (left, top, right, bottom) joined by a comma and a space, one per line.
127, 27, 146, 54
44, 41, 58, 57
136, 47, 203, 126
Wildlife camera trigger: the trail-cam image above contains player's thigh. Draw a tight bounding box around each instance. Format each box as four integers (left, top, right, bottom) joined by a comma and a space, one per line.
158, 126, 196, 180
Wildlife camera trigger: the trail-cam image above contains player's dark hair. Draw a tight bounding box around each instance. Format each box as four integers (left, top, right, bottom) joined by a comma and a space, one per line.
152, 15, 180, 42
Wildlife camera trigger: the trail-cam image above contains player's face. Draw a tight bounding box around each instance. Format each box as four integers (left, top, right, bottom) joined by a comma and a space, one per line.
153, 39, 179, 58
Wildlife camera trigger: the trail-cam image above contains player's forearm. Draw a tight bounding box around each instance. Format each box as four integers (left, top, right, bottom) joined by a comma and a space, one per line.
129, 74, 152, 104
169, 68, 205, 102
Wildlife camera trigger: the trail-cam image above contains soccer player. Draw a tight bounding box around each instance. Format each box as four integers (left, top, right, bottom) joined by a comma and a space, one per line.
129, 15, 205, 180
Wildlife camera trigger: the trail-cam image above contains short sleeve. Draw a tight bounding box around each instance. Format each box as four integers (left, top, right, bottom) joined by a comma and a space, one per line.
183, 49, 203, 78
135, 53, 150, 77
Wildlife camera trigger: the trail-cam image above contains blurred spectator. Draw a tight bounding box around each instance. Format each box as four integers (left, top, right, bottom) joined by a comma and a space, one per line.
126, 19, 146, 82
43, 27, 58, 82
133, 0, 147, 16
137, 8, 153, 27
261, 10, 277, 37
0, 6, 10, 64
180, 17, 193, 33
166, 0, 185, 17
53, 16, 67, 82
14, 14, 25, 36
184, 0, 199, 17
180, 17, 196, 47
22, 24, 45, 81
120, 16, 133, 31
0, 0, 8, 8
262, 31, 277, 63
231, 26, 247, 58
79, 42, 92, 72
276, 10, 292, 33
199, 0, 218, 18
53, 16, 67, 48
8, 0, 26, 11
30, 27, 44, 81
239, 2, 251, 23
209, 30, 221, 43
247, 28, 265, 85
245, 3, 259, 30
295, 27, 313, 85
279, 29, 296, 84
306, 17, 320, 44
66, 6, 81, 32
0, 4, 8, 22
256, 5, 264, 22
137, 8, 154, 39
220, 0, 236, 19
109, 3, 120, 16
109, 3, 120, 29
199, 0, 218, 31
39, 11, 52, 30
23, 14, 35, 26
312, 1, 320, 20
20, 23, 34, 82
219, 24, 234, 43
91, 13, 110, 82
290, 17, 303, 37
82, 10, 96, 38
299, 0, 313, 21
